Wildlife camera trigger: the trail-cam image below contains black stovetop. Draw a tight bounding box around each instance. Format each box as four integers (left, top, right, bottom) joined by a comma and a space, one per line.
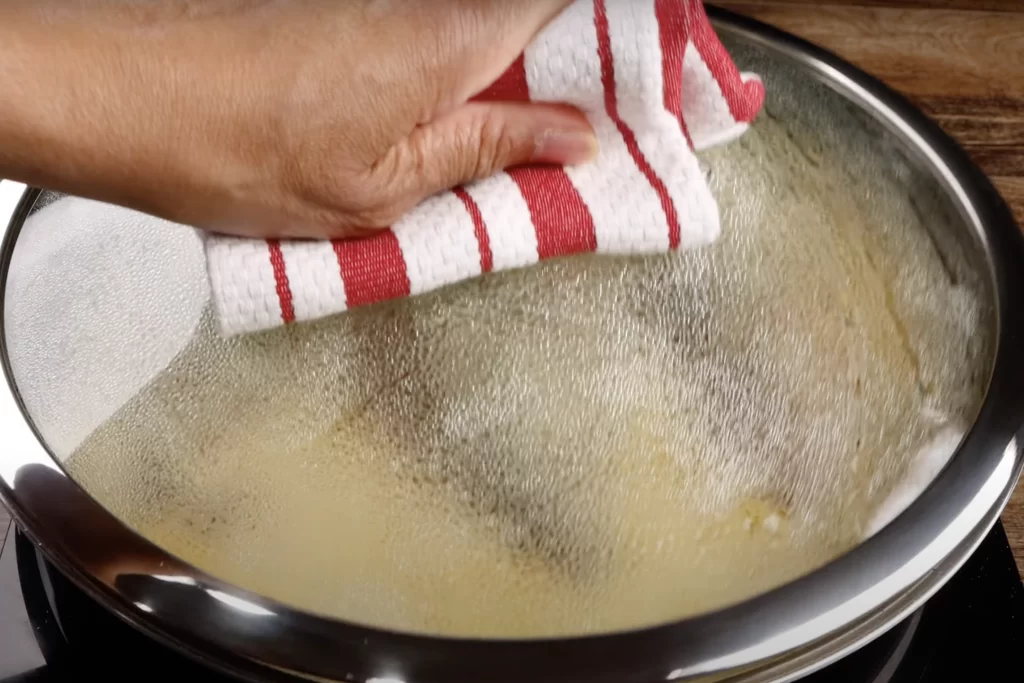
1, 519, 1022, 682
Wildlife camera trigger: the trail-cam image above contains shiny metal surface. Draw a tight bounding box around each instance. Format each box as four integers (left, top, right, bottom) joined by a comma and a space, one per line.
1, 7, 1023, 683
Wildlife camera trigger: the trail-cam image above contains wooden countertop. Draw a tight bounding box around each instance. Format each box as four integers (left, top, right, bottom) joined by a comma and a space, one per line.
716, 0, 1024, 574
1, 1, 1022, 574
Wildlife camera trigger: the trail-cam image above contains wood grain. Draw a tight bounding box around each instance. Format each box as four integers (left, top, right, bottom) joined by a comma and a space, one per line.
720, 4, 1024, 100
719, 0, 1024, 574
728, 0, 1024, 11
994, 177, 1024, 225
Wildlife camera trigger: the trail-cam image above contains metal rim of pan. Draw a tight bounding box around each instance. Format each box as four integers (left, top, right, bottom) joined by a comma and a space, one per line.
0, 7, 1022, 683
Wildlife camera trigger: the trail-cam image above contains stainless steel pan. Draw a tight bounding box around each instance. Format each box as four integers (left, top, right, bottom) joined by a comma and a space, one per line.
1, 7, 1022, 683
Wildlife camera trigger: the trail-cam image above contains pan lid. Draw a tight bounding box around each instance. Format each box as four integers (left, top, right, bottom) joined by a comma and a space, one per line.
0, 9, 1021, 683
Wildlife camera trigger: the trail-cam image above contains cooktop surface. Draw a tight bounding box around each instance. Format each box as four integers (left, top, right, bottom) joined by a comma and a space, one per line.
0, 519, 1022, 682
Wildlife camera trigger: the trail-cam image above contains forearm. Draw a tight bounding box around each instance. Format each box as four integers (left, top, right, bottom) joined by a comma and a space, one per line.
0, 1, 282, 224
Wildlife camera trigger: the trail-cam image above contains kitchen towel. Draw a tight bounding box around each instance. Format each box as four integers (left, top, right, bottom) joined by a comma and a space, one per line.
206, 0, 765, 336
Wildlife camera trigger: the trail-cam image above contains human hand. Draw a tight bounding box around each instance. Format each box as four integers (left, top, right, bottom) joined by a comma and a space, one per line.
0, 1, 597, 239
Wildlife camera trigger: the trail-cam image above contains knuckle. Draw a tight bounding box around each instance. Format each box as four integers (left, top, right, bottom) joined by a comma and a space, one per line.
347, 205, 403, 230
472, 111, 517, 178
391, 134, 432, 191
337, 177, 406, 228
353, 145, 421, 224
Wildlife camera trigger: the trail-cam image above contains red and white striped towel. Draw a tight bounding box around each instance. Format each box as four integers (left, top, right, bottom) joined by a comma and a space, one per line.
206, 0, 764, 336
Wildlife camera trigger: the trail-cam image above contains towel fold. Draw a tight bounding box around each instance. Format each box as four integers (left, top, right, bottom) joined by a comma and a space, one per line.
206, 0, 764, 336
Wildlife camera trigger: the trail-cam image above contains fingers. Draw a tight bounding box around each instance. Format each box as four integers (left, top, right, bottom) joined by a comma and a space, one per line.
381, 100, 598, 204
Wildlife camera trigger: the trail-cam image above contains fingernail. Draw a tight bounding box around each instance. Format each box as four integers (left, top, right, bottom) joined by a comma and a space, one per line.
533, 130, 599, 166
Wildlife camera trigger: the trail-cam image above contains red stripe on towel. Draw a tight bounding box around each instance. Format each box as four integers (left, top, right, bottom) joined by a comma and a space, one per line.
473, 53, 531, 103
484, 55, 598, 258
332, 232, 411, 308
511, 167, 596, 259
655, 0, 693, 148
454, 187, 493, 273
267, 240, 295, 324
595, 0, 682, 249
688, 0, 764, 123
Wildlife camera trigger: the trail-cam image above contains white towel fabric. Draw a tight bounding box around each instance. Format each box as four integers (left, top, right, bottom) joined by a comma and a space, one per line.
206, 0, 765, 336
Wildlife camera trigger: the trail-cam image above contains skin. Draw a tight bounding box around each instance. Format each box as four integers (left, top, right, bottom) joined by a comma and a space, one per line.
0, 0, 598, 240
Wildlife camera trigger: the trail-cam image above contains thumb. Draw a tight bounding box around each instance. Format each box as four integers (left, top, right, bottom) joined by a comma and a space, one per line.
391, 101, 598, 200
